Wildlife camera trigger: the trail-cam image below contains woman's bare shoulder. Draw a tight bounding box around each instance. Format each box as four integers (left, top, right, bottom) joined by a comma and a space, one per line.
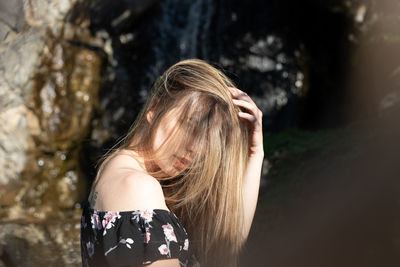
93, 151, 169, 212
116, 171, 168, 210
95, 170, 169, 212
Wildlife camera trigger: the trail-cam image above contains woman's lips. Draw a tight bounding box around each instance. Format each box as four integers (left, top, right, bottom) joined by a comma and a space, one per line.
178, 156, 190, 165
174, 155, 190, 169
175, 158, 186, 169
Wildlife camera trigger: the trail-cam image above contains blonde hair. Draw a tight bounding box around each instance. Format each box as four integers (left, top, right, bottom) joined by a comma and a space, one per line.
93, 59, 249, 266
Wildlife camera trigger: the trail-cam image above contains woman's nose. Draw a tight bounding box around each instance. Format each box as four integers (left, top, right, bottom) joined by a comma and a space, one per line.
184, 146, 195, 160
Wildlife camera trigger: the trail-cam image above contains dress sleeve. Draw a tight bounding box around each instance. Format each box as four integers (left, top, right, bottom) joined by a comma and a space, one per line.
100, 209, 191, 266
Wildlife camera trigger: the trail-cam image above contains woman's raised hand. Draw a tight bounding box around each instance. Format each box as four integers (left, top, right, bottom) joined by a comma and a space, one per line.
228, 87, 264, 157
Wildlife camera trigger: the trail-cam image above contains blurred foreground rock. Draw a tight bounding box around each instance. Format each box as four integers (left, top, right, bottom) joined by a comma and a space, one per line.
0, 218, 81, 266
240, 98, 400, 267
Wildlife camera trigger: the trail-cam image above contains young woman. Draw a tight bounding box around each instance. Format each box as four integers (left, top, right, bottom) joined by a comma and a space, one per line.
80, 59, 264, 267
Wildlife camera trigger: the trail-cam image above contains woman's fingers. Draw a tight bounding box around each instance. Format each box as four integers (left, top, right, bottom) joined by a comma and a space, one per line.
229, 87, 261, 116
228, 86, 264, 156
232, 99, 258, 116
238, 112, 262, 129
228, 87, 263, 127
228, 86, 246, 98
228, 87, 256, 106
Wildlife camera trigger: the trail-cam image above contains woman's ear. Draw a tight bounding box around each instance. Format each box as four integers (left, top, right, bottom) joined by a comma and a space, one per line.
146, 110, 154, 123
146, 98, 160, 123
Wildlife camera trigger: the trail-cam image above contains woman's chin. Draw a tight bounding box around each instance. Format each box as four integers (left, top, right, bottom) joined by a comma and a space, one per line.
153, 155, 189, 177
156, 164, 178, 177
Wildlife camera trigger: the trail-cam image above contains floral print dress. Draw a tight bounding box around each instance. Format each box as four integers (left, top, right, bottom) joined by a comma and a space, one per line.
80, 202, 200, 267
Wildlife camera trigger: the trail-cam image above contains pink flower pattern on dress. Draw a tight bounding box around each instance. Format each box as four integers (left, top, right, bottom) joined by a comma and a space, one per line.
158, 244, 169, 255
145, 231, 151, 243
132, 209, 155, 243
141, 209, 153, 222
102, 211, 121, 235
132, 209, 154, 226
91, 212, 102, 230
183, 238, 189, 251
162, 223, 177, 242
82, 206, 198, 266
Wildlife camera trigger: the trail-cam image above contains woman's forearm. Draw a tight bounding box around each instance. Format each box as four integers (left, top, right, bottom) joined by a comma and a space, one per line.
227, 86, 264, 243
241, 151, 264, 243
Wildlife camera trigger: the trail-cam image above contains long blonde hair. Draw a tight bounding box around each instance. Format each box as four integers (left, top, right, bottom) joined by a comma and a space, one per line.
93, 59, 249, 266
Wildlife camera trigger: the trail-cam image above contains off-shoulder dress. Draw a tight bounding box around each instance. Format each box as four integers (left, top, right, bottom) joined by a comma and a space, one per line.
80, 202, 200, 267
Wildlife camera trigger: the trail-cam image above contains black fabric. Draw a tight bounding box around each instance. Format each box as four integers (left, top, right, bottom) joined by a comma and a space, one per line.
80, 202, 199, 266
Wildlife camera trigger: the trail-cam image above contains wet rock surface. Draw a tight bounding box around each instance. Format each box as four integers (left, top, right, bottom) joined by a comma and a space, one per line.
0, 0, 27, 41
0, 0, 103, 220
0, 1, 102, 264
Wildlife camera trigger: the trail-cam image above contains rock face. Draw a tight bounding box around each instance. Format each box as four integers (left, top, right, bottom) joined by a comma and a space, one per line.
0, 0, 103, 220
0, 0, 103, 265
0, 0, 27, 41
